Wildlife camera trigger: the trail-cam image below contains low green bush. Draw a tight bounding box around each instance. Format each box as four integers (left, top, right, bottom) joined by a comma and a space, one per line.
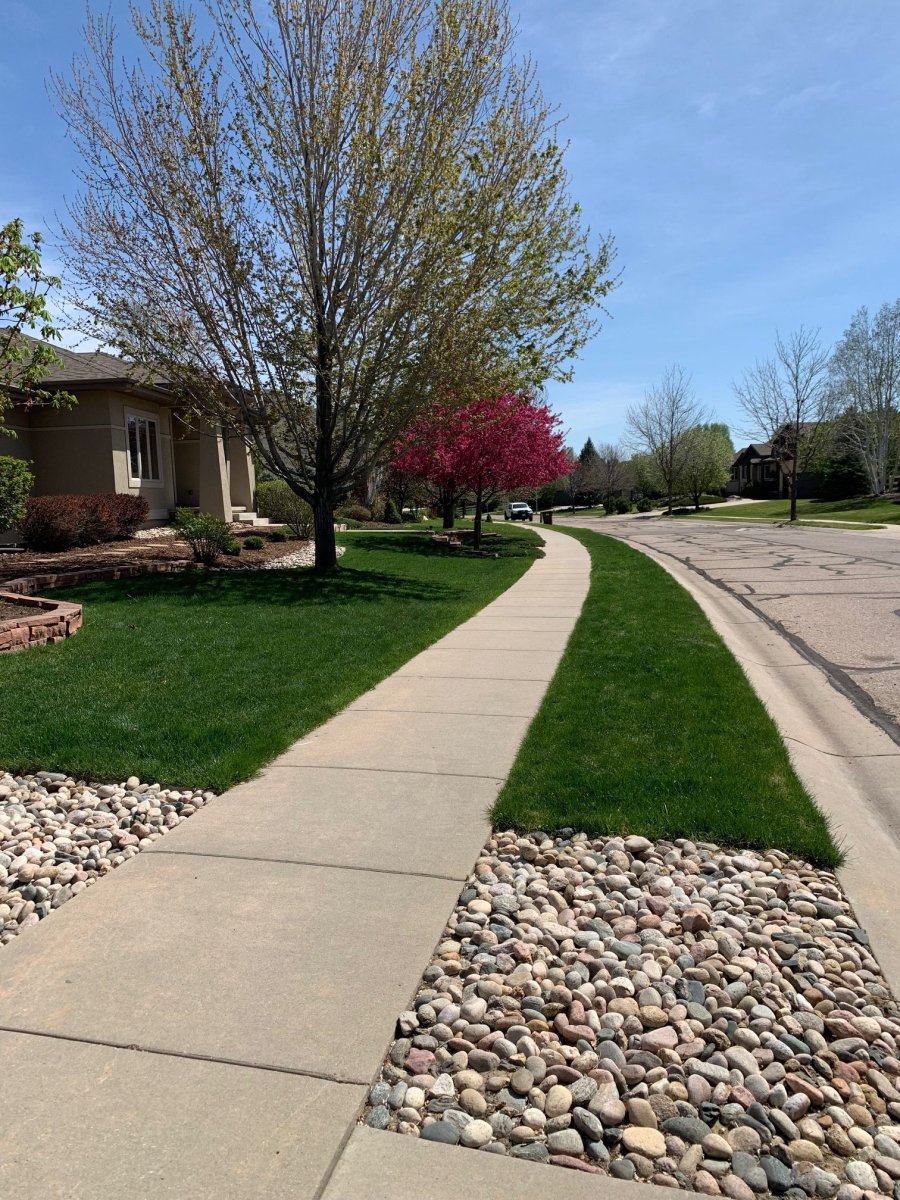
244, 535, 265, 550
256, 480, 313, 538
615, 497, 633, 513
636, 497, 654, 512
268, 528, 290, 543
383, 498, 401, 524
335, 502, 373, 523
0, 456, 34, 533
174, 508, 235, 565
222, 540, 242, 556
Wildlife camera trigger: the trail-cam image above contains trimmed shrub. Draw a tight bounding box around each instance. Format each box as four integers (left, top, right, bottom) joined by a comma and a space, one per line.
173, 508, 235, 565
244, 535, 265, 550
268, 528, 290, 543
636, 497, 654, 512
256, 480, 314, 538
0, 456, 34, 533
615, 496, 633, 513
335, 501, 373, 523
222, 539, 242, 556
20, 492, 150, 550
383, 498, 401, 524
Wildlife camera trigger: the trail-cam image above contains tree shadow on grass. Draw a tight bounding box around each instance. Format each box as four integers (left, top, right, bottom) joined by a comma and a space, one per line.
342, 531, 543, 560
54, 564, 454, 609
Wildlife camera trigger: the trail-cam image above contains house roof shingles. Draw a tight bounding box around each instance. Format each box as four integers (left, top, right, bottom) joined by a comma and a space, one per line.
4, 332, 164, 390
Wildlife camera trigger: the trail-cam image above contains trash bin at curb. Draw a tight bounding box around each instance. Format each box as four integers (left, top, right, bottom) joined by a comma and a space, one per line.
540, 511, 553, 525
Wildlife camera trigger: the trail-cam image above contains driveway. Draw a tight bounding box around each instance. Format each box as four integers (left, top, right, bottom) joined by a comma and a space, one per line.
559, 513, 900, 743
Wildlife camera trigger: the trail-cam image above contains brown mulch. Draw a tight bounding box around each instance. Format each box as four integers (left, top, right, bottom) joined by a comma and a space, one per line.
0, 599, 32, 622
0, 530, 307, 586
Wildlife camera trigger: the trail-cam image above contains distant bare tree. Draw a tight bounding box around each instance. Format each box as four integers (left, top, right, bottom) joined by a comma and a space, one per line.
830, 301, 900, 495
626, 366, 706, 514
595, 440, 626, 504
733, 327, 835, 521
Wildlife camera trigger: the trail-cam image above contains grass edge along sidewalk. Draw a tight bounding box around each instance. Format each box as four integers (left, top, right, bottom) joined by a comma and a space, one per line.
0, 528, 540, 792
493, 527, 841, 867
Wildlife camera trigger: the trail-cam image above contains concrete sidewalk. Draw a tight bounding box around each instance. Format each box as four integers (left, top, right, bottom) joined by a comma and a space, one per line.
0, 527, 590, 1198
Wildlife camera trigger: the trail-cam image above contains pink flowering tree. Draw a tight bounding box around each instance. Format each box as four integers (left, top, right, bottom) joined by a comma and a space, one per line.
393, 393, 568, 549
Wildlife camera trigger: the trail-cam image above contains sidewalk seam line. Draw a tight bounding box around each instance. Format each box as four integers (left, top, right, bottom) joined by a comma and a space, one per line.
150, 849, 468, 882
0, 1025, 370, 1085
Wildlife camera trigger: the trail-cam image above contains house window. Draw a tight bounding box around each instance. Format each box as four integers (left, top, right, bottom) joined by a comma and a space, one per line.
126, 411, 162, 486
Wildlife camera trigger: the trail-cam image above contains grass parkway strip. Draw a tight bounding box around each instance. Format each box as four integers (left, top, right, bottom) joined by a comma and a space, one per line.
0, 528, 539, 791
492, 526, 841, 866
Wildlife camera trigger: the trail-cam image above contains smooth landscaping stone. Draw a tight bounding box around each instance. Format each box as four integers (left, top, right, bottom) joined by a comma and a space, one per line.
361, 824, 900, 1195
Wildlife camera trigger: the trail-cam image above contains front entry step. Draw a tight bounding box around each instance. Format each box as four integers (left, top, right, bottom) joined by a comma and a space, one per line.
232, 508, 271, 527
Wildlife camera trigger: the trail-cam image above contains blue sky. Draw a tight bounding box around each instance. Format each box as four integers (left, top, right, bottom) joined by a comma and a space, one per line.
4, 1, 900, 450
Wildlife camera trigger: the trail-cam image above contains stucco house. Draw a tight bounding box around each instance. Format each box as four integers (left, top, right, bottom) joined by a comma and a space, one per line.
1, 338, 257, 525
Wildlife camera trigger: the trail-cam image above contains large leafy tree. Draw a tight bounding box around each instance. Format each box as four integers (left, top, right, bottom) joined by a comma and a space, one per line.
54, 0, 616, 571
681, 422, 734, 509
830, 301, 900, 495
393, 392, 567, 548
0, 219, 74, 424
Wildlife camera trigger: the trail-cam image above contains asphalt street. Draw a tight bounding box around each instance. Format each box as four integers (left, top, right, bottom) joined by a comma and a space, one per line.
560, 513, 900, 744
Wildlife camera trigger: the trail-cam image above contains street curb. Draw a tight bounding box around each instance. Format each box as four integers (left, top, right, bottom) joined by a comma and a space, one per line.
605, 533, 900, 999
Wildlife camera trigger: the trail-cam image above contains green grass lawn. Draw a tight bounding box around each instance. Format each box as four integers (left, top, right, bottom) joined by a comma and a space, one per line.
0, 529, 539, 791
493, 528, 840, 865
685, 495, 900, 525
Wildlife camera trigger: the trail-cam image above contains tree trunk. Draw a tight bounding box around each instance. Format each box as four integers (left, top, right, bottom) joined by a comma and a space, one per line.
441, 485, 455, 529
473, 485, 484, 551
667, 484, 674, 514
313, 494, 338, 572
789, 468, 798, 522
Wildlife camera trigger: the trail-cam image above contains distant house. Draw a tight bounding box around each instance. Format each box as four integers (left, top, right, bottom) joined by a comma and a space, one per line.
1, 338, 256, 524
731, 427, 819, 499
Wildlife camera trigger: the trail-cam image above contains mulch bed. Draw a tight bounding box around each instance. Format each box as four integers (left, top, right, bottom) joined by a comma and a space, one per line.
0, 531, 308, 586
0, 600, 32, 622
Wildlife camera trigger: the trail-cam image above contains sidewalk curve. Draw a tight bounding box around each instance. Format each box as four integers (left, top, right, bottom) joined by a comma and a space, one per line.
0, 527, 590, 1199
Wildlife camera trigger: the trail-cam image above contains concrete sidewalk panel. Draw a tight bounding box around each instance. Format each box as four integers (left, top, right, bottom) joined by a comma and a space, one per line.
0, 853, 460, 1081
274, 709, 530, 776
0, 1031, 363, 1200
153, 765, 498, 878
346, 674, 548, 716
436, 628, 572, 651
395, 646, 564, 680
322, 1126, 705, 1200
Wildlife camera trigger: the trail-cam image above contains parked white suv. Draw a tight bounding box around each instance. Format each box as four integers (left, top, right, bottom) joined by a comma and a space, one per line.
504, 501, 534, 521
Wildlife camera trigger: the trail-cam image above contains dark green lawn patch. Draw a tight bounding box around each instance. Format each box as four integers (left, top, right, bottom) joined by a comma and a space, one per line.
493, 528, 841, 866
0, 529, 539, 791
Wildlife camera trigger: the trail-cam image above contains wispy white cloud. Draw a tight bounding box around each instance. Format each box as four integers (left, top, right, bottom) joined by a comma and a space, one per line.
776, 81, 843, 111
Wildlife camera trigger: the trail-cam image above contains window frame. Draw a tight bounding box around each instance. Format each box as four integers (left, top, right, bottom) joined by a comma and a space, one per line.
125, 408, 164, 489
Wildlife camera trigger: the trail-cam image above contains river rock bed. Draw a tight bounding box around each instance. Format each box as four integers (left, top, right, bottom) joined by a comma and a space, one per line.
264, 543, 346, 569
0, 770, 214, 944
366, 830, 900, 1198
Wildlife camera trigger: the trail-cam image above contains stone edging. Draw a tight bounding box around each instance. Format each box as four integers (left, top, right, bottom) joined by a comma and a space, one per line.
0, 592, 83, 653
0, 561, 193, 654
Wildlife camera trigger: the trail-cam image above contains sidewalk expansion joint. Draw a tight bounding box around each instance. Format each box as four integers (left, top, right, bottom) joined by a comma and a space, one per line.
0, 1025, 370, 1086
150, 847, 469, 882
394, 673, 553, 683
345, 705, 532, 718
268, 762, 506, 781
